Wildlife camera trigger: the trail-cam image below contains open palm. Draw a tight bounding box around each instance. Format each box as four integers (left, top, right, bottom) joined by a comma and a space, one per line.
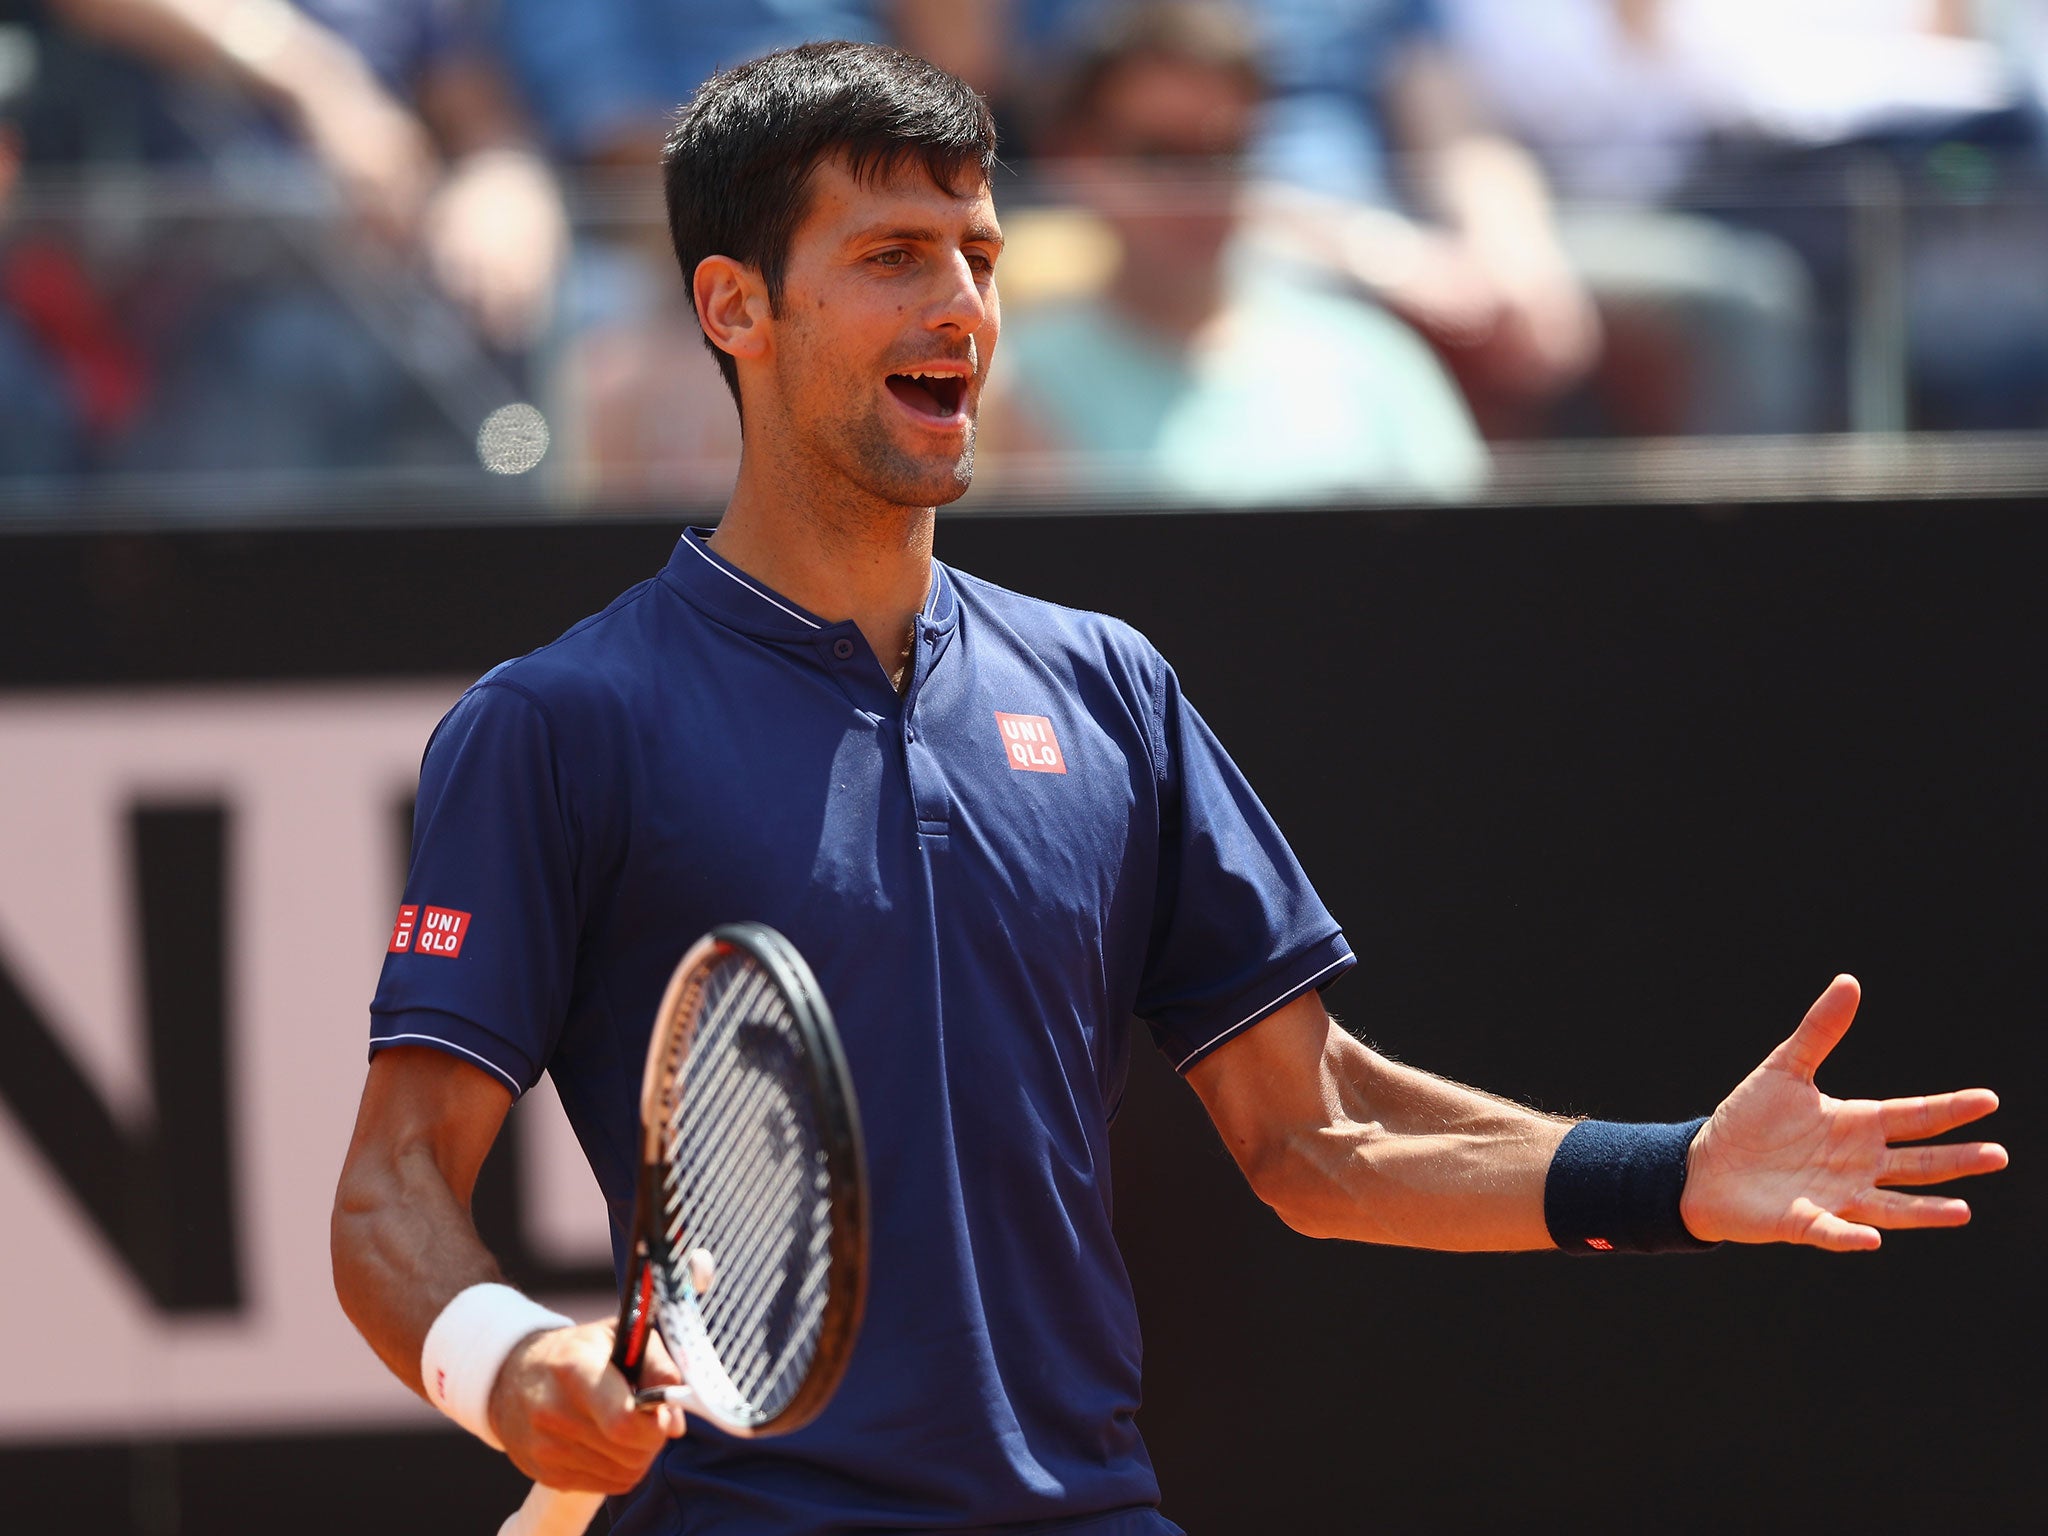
1678, 976, 2006, 1251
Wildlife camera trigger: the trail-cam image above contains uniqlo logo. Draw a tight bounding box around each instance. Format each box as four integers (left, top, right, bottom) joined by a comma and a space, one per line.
414, 906, 472, 958
387, 905, 419, 954
995, 712, 1067, 774
1586, 1237, 1614, 1251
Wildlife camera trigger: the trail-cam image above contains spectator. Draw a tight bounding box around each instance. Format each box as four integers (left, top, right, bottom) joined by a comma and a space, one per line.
57, 0, 565, 345
0, 8, 93, 478
497, 0, 886, 167
1643, 0, 2040, 431
925, 0, 1602, 429
1438, 0, 1822, 436
983, 0, 1486, 504
37, 0, 567, 474
497, 1, 903, 499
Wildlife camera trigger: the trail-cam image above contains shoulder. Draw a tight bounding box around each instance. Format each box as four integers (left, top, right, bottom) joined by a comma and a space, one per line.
476, 578, 670, 709
429, 577, 673, 758
946, 565, 1167, 701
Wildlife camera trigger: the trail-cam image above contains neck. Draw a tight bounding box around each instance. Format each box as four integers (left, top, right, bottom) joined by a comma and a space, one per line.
710, 436, 937, 693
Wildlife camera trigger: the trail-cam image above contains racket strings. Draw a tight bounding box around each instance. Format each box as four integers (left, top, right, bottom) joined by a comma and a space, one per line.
653, 953, 838, 1423
658, 966, 775, 1232
675, 1053, 829, 1407
680, 1027, 828, 1384
676, 1062, 807, 1318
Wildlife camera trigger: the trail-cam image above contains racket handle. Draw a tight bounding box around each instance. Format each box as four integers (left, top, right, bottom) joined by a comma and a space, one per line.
497, 1484, 604, 1536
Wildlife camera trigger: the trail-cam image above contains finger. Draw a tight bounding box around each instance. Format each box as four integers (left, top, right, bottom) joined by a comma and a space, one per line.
593, 1375, 672, 1452
1765, 974, 1861, 1081
689, 1247, 718, 1295
522, 1438, 657, 1497
639, 1336, 690, 1437
562, 1421, 666, 1489
547, 1350, 669, 1469
1841, 1188, 1972, 1230
600, 1417, 671, 1467
1879, 1088, 2000, 1142
1877, 1140, 2008, 1187
633, 1385, 696, 1437
638, 1328, 695, 1437
1787, 1197, 1881, 1252
525, 1400, 665, 1490
640, 1328, 684, 1389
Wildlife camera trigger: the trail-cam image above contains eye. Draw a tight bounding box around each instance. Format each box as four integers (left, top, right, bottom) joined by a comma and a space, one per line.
967, 251, 997, 277
873, 250, 911, 268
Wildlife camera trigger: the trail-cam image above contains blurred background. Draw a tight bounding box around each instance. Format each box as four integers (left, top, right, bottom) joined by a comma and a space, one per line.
1, 0, 2047, 512
0, 2, 2041, 1531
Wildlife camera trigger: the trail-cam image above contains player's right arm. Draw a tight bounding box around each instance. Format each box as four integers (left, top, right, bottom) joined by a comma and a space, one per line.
331, 1045, 680, 1492
1189, 982, 2004, 1255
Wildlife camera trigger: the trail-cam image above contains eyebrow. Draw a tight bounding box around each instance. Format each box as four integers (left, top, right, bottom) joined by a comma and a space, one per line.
849, 223, 1006, 250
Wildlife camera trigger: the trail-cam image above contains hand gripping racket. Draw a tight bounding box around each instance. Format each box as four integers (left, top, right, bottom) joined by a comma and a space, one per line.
499, 923, 868, 1536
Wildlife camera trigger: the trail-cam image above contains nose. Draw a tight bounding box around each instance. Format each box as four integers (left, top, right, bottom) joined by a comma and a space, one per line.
928, 251, 990, 335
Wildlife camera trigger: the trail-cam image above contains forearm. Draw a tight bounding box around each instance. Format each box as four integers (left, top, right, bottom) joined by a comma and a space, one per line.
332, 1052, 677, 1485
1264, 1042, 1570, 1250
54, 0, 379, 122
332, 1139, 506, 1396
1383, 45, 1569, 271
331, 1047, 515, 1399
1424, 136, 1569, 271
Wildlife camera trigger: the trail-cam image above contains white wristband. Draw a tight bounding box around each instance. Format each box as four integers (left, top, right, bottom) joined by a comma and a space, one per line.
420, 1283, 574, 1449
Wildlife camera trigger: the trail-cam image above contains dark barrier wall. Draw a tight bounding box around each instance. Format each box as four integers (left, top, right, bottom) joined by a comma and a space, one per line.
1, 500, 2039, 1532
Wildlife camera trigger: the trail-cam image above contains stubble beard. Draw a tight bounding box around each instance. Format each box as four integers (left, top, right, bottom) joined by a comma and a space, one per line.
836, 397, 977, 510
773, 322, 978, 511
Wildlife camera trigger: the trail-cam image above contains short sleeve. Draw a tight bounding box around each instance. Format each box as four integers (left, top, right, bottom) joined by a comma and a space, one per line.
368, 681, 582, 1096
1136, 656, 1354, 1072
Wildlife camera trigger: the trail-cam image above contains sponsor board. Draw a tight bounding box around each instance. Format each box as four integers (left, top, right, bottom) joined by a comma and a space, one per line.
0, 687, 613, 1442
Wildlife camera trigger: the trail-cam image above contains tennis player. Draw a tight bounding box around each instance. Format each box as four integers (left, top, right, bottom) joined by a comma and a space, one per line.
332, 39, 2006, 1536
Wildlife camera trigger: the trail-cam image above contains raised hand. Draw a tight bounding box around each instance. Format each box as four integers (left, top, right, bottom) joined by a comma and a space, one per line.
1678, 976, 2006, 1251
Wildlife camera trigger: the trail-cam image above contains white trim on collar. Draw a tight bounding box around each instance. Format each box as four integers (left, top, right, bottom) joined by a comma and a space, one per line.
680, 532, 823, 631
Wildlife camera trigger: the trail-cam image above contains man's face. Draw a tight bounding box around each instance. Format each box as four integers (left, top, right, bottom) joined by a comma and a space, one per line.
755, 153, 1002, 510
1073, 57, 1256, 271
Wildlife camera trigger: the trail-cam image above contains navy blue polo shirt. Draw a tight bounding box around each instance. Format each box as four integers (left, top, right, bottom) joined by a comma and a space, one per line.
370, 530, 1353, 1535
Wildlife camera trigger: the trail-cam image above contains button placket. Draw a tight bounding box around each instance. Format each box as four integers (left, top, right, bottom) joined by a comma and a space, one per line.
900, 626, 948, 835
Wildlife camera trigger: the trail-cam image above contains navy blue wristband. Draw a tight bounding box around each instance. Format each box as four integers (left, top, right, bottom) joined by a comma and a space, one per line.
1543, 1117, 1719, 1254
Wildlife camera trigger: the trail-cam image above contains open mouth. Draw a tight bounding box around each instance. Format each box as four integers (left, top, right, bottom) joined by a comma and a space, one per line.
885, 371, 968, 421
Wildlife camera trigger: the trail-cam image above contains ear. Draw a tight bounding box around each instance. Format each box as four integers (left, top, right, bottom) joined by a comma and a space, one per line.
693, 255, 770, 365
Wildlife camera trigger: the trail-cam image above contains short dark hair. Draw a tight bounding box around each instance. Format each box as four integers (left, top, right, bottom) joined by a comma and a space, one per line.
662, 41, 999, 414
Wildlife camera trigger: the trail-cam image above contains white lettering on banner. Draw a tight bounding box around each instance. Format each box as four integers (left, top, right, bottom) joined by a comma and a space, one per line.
0, 687, 613, 1444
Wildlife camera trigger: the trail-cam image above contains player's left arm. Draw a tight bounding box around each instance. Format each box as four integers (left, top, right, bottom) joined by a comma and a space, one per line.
1187, 976, 2006, 1253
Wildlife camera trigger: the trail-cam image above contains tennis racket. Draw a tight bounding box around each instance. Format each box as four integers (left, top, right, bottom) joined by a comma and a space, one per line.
499, 922, 868, 1536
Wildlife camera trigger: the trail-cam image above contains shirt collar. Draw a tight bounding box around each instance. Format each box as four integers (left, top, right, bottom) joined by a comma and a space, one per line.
659, 527, 958, 640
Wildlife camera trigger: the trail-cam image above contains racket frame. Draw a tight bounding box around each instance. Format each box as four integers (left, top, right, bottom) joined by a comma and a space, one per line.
607, 922, 868, 1439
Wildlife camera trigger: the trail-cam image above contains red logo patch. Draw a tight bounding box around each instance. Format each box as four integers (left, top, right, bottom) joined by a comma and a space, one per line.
414, 906, 472, 958
995, 712, 1067, 774
1586, 1237, 1614, 1251
387, 905, 419, 954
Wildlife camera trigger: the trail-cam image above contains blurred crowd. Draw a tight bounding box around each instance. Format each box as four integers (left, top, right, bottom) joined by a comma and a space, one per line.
1, 0, 2045, 507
